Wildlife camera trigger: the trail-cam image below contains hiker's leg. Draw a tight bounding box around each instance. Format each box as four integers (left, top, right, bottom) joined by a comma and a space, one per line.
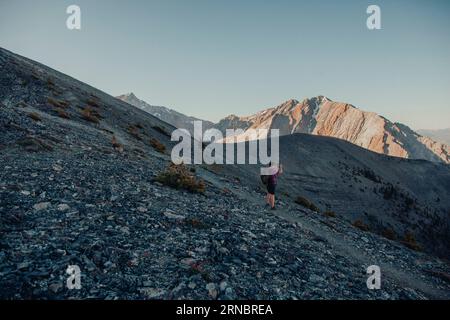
269, 194, 275, 208
266, 193, 270, 204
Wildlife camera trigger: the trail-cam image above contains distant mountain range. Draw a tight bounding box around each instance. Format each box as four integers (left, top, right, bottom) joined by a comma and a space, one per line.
118, 94, 449, 164
418, 128, 450, 146
117, 93, 215, 134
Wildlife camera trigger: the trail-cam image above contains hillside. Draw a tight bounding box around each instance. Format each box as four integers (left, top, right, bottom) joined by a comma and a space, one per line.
117, 92, 214, 135
219, 133, 450, 258
1, 47, 450, 300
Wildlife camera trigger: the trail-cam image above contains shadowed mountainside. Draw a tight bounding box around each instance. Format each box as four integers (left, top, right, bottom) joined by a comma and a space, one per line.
217, 133, 450, 258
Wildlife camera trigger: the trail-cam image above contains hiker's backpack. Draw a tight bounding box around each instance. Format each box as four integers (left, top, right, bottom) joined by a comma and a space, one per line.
260, 174, 269, 185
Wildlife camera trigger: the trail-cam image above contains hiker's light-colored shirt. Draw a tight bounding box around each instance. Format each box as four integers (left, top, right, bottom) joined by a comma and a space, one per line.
267, 165, 279, 175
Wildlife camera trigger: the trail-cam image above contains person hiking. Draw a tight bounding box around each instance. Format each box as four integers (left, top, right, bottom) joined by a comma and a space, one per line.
263, 162, 283, 210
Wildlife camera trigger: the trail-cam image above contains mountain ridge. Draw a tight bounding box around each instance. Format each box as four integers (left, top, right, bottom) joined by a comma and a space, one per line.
117, 92, 215, 134
217, 96, 449, 164
118, 93, 449, 164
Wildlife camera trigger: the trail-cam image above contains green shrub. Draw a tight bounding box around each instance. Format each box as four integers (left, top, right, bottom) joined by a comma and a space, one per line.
381, 183, 397, 200
353, 167, 381, 183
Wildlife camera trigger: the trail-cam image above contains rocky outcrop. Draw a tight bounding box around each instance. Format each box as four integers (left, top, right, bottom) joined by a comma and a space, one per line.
418, 128, 450, 146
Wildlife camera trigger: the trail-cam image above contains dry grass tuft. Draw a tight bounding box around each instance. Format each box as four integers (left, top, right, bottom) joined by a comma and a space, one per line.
56, 108, 70, 119
46, 77, 55, 87
81, 107, 100, 123
127, 125, 142, 140
352, 219, 370, 232
86, 98, 101, 108
28, 112, 42, 122
381, 228, 396, 240
150, 138, 166, 153
295, 196, 320, 212
112, 136, 123, 152
156, 164, 206, 193
17, 136, 53, 152
48, 97, 69, 109
402, 231, 422, 251
323, 211, 336, 218
184, 218, 209, 229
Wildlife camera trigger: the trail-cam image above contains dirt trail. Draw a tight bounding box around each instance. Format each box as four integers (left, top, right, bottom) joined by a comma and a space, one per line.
274, 210, 450, 299
198, 168, 450, 299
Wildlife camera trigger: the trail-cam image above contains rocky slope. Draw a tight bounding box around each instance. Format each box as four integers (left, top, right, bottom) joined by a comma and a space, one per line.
418, 128, 450, 146
1, 47, 450, 300
216, 97, 450, 164
220, 133, 450, 259
117, 92, 214, 135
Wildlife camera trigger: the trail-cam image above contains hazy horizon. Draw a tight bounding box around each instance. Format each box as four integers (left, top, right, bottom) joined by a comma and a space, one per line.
1, 0, 450, 130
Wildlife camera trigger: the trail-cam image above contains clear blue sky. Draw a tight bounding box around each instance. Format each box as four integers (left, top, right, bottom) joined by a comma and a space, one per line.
1, 0, 449, 129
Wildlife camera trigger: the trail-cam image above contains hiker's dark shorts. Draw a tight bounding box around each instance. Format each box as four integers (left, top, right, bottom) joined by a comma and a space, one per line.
267, 183, 276, 195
